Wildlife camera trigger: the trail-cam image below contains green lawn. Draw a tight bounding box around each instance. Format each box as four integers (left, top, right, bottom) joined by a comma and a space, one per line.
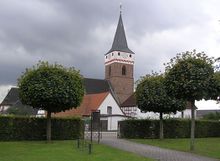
131, 138, 220, 159
0, 140, 154, 161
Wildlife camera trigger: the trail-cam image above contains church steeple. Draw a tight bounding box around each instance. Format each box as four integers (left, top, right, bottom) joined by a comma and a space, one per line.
104, 7, 135, 104
107, 11, 134, 54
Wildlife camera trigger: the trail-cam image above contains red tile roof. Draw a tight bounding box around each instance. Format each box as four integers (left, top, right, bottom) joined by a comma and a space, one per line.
53, 92, 109, 117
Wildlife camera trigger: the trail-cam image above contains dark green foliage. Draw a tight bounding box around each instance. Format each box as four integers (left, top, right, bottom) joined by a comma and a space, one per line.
18, 61, 84, 141
136, 74, 186, 139
119, 119, 220, 139
195, 120, 220, 137
18, 61, 84, 113
0, 116, 83, 141
202, 112, 220, 120
119, 119, 159, 139
5, 105, 37, 116
164, 50, 217, 101
164, 50, 218, 150
136, 74, 186, 113
214, 72, 220, 102
163, 119, 190, 138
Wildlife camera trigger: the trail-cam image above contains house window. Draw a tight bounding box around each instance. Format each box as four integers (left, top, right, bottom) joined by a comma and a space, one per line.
107, 106, 112, 115
109, 66, 111, 76
129, 54, 132, 58
118, 52, 120, 56
122, 65, 126, 75
112, 53, 114, 56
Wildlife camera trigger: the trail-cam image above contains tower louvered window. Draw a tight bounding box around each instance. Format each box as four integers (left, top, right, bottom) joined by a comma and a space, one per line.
122, 65, 126, 75
109, 66, 111, 76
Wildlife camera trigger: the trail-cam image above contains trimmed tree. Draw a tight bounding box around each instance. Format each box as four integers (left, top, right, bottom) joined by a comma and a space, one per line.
164, 50, 218, 151
215, 72, 220, 105
18, 61, 84, 141
215, 58, 220, 103
136, 73, 186, 139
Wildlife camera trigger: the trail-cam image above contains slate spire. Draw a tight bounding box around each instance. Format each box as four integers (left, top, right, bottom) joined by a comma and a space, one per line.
107, 10, 134, 54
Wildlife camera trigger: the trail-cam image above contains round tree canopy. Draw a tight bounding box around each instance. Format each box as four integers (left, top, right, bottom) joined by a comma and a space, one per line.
136, 74, 186, 114
164, 50, 216, 101
18, 61, 84, 113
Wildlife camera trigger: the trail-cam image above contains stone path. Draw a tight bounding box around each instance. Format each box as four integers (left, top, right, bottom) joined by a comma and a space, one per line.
100, 132, 219, 161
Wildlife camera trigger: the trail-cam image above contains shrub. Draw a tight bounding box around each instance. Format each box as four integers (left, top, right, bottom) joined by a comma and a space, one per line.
119, 119, 220, 139
0, 116, 83, 141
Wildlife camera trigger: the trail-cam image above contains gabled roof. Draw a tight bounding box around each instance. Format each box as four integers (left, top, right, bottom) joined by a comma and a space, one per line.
53, 92, 109, 117
84, 78, 110, 94
121, 94, 136, 107
0, 87, 19, 106
106, 13, 134, 55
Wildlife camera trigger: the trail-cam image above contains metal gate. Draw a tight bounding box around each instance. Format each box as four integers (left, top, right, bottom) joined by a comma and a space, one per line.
84, 110, 102, 143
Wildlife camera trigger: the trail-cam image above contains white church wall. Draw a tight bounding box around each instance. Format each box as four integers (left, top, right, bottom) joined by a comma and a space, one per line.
98, 93, 126, 131
99, 93, 124, 115
105, 51, 135, 66
107, 115, 127, 131
173, 109, 192, 119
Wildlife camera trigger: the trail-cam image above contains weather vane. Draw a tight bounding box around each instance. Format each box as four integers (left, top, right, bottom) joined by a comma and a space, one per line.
120, 2, 122, 14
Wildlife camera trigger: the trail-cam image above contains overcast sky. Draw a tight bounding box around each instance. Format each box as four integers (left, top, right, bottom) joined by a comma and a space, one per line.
0, 0, 220, 106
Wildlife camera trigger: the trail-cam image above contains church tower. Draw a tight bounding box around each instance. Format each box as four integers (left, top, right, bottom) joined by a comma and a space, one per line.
105, 9, 134, 104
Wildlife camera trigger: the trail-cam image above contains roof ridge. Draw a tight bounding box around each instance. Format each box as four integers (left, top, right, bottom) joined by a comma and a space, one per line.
84, 77, 105, 81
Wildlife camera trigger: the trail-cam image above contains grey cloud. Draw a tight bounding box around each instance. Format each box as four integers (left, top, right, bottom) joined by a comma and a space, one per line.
0, 0, 220, 86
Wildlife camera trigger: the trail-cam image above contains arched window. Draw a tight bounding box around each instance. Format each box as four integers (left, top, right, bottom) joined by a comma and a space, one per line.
107, 106, 112, 115
109, 66, 111, 76
122, 65, 126, 75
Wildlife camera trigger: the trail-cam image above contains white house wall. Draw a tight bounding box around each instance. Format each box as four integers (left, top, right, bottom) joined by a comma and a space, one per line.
98, 93, 126, 131
99, 93, 124, 115
107, 116, 127, 131
136, 108, 194, 119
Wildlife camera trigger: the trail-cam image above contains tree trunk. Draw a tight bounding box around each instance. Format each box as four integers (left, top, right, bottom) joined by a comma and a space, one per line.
47, 110, 51, 142
190, 100, 195, 151
159, 112, 164, 140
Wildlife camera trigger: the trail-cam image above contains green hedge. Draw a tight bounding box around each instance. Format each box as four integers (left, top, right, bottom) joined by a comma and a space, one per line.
119, 119, 220, 139
0, 116, 83, 141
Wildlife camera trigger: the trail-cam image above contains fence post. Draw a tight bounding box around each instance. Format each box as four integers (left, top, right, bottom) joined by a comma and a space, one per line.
89, 143, 92, 154
77, 138, 80, 148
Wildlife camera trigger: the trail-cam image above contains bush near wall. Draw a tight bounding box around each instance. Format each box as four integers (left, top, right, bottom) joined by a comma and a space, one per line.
119, 119, 220, 139
0, 116, 83, 141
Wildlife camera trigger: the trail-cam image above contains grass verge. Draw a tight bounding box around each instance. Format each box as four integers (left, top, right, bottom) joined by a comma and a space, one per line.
0, 140, 154, 161
131, 138, 220, 159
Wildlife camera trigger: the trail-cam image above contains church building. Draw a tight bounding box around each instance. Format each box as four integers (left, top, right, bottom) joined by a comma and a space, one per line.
0, 9, 195, 130
105, 11, 135, 104
0, 10, 135, 131
54, 10, 135, 130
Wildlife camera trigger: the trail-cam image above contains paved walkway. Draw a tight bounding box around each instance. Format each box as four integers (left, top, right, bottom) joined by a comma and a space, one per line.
100, 132, 219, 161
